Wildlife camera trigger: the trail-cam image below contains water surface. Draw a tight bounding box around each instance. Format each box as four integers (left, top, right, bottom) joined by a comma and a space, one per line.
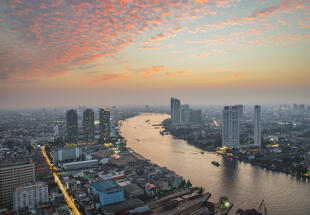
120, 113, 310, 215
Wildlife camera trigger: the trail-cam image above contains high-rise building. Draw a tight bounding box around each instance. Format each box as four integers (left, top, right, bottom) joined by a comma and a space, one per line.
0, 162, 35, 209
222, 106, 240, 148
83, 109, 95, 142
99, 108, 110, 140
111, 106, 119, 126
190, 109, 202, 123
254, 105, 261, 147
53, 125, 59, 137
235, 104, 243, 118
66, 109, 78, 143
299, 104, 305, 112
181, 104, 190, 123
171, 98, 181, 125
13, 181, 48, 211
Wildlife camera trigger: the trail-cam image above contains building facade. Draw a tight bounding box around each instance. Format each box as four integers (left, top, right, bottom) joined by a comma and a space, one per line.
235, 104, 243, 118
13, 181, 48, 211
0, 162, 35, 209
66, 109, 78, 143
254, 105, 261, 147
91, 180, 124, 206
181, 104, 190, 124
170, 98, 181, 125
190, 109, 202, 123
52, 146, 81, 163
83, 109, 95, 142
222, 106, 240, 148
99, 108, 110, 140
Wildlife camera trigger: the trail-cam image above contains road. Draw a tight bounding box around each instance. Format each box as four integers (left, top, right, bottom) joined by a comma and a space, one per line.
40, 146, 81, 215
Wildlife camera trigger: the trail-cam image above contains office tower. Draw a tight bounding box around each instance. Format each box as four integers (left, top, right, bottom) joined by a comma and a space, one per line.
222, 106, 240, 148
83, 109, 95, 142
66, 109, 78, 143
190, 109, 202, 123
171, 98, 181, 125
13, 181, 48, 210
254, 105, 261, 147
52, 146, 81, 163
293, 104, 298, 111
235, 104, 243, 118
99, 108, 110, 140
0, 162, 35, 209
181, 104, 190, 123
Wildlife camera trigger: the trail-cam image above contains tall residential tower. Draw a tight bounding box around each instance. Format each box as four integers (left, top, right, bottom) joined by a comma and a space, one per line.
222, 106, 240, 148
66, 109, 78, 143
83, 109, 95, 142
99, 108, 110, 141
170, 98, 181, 125
254, 105, 261, 147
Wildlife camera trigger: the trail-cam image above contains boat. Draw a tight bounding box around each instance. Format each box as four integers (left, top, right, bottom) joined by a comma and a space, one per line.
212, 161, 220, 166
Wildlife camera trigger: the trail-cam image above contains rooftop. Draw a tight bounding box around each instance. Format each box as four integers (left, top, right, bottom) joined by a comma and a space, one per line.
92, 180, 121, 193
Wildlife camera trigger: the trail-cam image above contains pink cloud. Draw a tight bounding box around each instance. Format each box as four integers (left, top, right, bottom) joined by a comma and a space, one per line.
0, 0, 213, 80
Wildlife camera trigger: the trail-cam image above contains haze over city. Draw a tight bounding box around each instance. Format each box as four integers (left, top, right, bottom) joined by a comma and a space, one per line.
1, 0, 310, 109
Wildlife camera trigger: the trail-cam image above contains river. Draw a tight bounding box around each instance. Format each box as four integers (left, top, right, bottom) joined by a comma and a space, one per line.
120, 113, 310, 215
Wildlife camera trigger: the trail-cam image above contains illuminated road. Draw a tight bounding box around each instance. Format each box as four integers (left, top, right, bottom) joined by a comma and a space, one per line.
40, 146, 81, 215
213, 119, 218, 127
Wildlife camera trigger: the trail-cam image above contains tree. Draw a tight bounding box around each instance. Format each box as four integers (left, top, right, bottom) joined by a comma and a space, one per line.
236, 208, 244, 214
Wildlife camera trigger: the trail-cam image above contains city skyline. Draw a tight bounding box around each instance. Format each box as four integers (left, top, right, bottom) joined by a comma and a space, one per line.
0, 0, 310, 109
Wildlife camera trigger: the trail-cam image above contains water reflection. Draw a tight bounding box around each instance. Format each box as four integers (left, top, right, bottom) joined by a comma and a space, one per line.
120, 113, 310, 215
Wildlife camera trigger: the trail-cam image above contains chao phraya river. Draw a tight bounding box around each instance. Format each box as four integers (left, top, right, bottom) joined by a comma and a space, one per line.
120, 113, 310, 215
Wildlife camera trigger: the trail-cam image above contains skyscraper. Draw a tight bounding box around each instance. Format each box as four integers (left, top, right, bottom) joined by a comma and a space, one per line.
190, 109, 202, 123
181, 104, 190, 123
0, 161, 35, 209
83, 109, 95, 142
99, 108, 110, 141
235, 104, 243, 118
171, 98, 181, 125
222, 106, 240, 148
254, 105, 261, 147
66, 109, 78, 143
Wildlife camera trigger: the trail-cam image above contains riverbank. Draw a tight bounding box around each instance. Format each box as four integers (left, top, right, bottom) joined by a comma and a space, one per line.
161, 119, 310, 179
121, 113, 310, 215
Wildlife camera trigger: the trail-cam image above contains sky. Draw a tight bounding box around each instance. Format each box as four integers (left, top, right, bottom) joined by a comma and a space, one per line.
0, 0, 309, 109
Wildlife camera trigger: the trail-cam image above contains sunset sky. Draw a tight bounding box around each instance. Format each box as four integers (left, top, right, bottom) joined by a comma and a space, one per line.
0, 0, 309, 109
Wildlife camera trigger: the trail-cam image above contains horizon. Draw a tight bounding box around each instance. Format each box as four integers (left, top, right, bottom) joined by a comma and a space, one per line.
1, 0, 309, 109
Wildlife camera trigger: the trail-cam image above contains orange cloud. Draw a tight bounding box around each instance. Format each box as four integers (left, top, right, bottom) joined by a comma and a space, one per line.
299, 21, 310, 29
164, 71, 192, 76
231, 73, 247, 78
87, 73, 130, 83
151, 33, 167, 41
137, 66, 165, 78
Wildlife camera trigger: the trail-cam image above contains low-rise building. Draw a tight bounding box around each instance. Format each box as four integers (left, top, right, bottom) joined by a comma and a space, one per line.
63, 159, 98, 170
91, 180, 124, 206
13, 181, 48, 210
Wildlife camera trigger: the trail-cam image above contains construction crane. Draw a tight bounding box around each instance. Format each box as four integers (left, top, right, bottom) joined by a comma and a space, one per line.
258, 200, 267, 215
